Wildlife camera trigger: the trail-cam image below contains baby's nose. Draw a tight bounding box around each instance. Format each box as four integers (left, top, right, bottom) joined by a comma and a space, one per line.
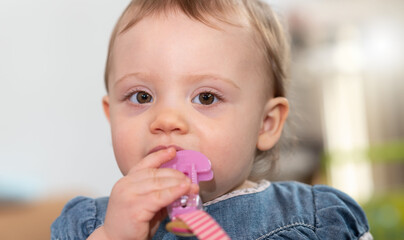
149, 108, 189, 135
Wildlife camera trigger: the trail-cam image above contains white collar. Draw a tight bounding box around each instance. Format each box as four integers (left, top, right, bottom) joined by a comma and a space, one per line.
203, 180, 271, 206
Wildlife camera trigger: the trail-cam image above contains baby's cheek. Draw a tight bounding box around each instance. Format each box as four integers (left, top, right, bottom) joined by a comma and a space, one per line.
111, 135, 134, 174
215, 156, 251, 184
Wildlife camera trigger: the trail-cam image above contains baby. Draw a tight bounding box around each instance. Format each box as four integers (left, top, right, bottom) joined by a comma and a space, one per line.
52, 0, 372, 239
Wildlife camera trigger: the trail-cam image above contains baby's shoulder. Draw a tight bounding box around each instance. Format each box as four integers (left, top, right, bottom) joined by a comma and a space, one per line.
269, 181, 369, 221
207, 181, 372, 239
51, 196, 108, 240
265, 181, 372, 239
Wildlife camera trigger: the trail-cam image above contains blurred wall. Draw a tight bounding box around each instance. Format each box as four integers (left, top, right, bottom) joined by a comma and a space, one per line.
278, 0, 404, 197
0, 0, 130, 200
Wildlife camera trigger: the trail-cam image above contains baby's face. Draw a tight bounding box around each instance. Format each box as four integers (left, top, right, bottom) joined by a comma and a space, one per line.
104, 12, 271, 201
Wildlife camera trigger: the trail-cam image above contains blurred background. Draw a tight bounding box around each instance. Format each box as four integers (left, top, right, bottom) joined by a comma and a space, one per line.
1, 0, 403, 239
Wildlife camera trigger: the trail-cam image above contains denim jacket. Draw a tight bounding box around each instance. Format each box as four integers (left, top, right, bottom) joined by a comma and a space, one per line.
51, 181, 372, 240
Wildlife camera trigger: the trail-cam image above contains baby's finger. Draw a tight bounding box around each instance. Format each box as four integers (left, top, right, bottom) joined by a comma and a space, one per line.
130, 148, 176, 173
146, 183, 193, 212
190, 183, 200, 195
128, 167, 187, 183
133, 176, 191, 195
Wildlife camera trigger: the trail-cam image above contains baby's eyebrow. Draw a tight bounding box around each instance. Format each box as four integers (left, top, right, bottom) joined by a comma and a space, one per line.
114, 72, 151, 87
186, 74, 240, 89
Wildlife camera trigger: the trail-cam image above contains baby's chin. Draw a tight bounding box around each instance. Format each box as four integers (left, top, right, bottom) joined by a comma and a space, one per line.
199, 179, 256, 202
198, 181, 220, 203
198, 180, 237, 203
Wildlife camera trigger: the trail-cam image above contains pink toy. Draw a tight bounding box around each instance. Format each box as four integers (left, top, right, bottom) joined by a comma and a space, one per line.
161, 150, 230, 239
160, 150, 213, 220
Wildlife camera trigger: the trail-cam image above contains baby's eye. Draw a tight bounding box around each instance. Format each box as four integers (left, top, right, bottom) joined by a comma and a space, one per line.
129, 91, 153, 104
192, 92, 220, 105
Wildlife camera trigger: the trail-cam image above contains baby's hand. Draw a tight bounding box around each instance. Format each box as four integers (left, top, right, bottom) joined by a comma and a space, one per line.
88, 148, 197, 240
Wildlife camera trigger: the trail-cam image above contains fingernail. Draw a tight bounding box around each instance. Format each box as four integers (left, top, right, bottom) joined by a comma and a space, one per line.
167, 147, 176, 154
180, 179, 190, 188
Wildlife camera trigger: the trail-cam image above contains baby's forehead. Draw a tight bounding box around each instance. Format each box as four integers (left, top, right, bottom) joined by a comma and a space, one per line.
117, 13, 264, 62
114, 10, 263, 68
117, 14, 262, 63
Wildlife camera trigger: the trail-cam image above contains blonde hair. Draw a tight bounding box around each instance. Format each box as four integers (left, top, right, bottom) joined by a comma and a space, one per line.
104, 0, 289, 180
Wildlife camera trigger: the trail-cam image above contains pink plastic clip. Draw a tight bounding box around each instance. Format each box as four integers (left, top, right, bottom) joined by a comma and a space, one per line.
160, 150, 213, 219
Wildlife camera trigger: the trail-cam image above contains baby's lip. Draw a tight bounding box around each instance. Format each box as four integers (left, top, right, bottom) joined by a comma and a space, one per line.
148, 145, 184, 155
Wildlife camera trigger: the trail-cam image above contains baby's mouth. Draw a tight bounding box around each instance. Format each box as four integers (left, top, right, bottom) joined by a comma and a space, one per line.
148, 145, 184, 155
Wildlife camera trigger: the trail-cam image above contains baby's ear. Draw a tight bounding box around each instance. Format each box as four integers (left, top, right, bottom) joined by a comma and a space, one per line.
102, 95, 111, 123
257, 97, 289, 151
